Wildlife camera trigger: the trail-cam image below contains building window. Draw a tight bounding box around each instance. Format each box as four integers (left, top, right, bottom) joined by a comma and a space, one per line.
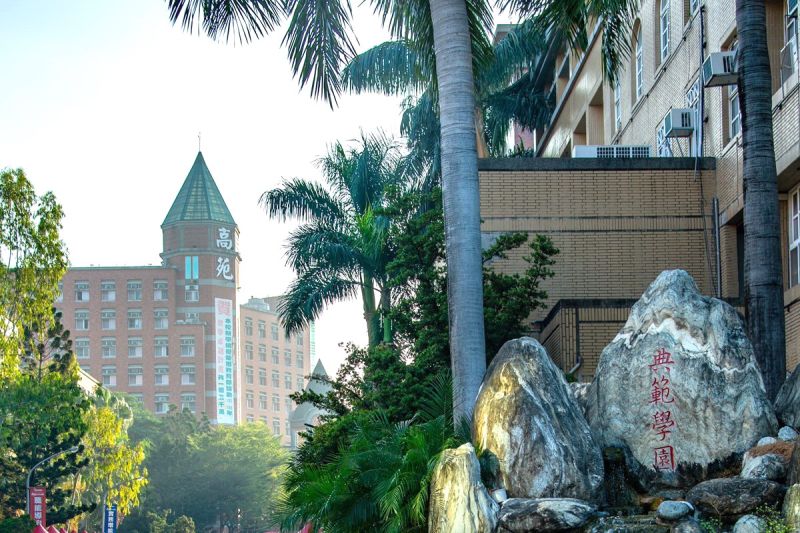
155, 365, 169, 386
128, 337, 143, 358
154, 309, 168, 329
659, 0, 670, 63
284, 373, 292, 389
272, 371, 279, 388
285, 397, 293, 414
155, 394, 170, 414
259, 392, 268, 410
127, 281, 142, 302
181, 393, 196, 413
102, 366, 116, 387
181, 364, 196, 385
272, 419, 280, 436
258, 344, 267, 362
246, 414, 254, 423
728, 40, 741, 140
185, 284, 199, 302
180, 336, 195, 357
127, 310, 142, 330
284, 350, 292, 366
56, 282, 63, 303
75, 310, 89, 331
185, 311, 199, 323
259, 321, 267, 338
184, 256, 199, 279
245, 366, 254, 384
128, 366, 143, 386
245, 343, 254, 360
245, 318, 253, 336
101, 309, 116, 330
790, 189, 800, 287
100, 281, 115, 302
272, 394, 280, 412
296, 353, 303, 369
271, 347, 279, 364
75, 338, 90, 359
297, 375, 304, 390
74, 281, 90, 302
102, 337, 116, 358
614, 81, 622, 131
635, 25, 643, 100
259, 368, 267, 386
155, 337, 169, 357
296, 335, 303, 347
246, 391, 254, 409
270, 323, 278, 340
154, 280, 169, 301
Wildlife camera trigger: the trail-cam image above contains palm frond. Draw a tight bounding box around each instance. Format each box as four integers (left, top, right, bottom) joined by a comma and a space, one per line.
285, 222, 362, 273
342, 41, 431, 96
279, 268, 359, 335
165, 0, 283, 44
260, 178, 348, 223
282, 0, 358, 106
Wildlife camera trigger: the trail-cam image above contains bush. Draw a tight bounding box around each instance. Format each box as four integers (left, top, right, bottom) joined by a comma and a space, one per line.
0, 516, 35, 533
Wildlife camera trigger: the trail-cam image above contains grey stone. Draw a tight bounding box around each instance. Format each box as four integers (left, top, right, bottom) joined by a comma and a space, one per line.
496, 498, 595, 532
473, 337, 603, 501
788, 441, 800, 485
732, 514, 767, 533
778, 426, 798, 441
671, 518, 702, 533
686, 478, 786, 517
656, 500, 692, 521
428, 443, 498, 533
586, 515, 668, 533
570, 382, 590, 414
775, 367, 800, 428
585, 270, 778, 488
741, 453, 786, 481
782, 484, 800, 531
757, 436, 777, 447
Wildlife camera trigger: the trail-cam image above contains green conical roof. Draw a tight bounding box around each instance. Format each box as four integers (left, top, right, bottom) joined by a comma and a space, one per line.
162, 152, 235, 226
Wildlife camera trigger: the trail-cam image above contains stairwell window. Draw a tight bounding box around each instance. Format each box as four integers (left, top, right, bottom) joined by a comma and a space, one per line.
659, 0, 671, 63
635, 25, 644, 100
790, 189, 800, 287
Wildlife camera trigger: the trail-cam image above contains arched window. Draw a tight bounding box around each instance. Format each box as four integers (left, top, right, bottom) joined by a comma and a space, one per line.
633, 23, 643, 101
659, 0, 671, 64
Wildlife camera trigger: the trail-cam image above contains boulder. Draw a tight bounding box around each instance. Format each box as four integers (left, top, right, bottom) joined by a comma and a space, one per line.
428, 443, 499, 533
775, 367, 800, 427
656, 500, 692, 522
570, 382, 590, 414
496, 498, 595, 532
671, 518, 703, 533
585, 270, 777, 488
732, 514, 766, 533
585, 515, 668, 532
473, 338, 603, 501
686, 478, 786, 518
783, 484, 800, 531
778, 426, 798, 441
757, 436, 777, 447
740, 453, 786, 481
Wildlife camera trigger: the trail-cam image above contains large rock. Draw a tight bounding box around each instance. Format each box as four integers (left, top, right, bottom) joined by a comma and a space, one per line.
686, 478, 786, 518
585, 270, 777, 487
428, 443, 498, 533
775, 367, 800, 427
733, 514, 767, 533
740, 453, 786, 481
783, 484, 800, 531
496, 498, 595, 532
473, 338, 603, 501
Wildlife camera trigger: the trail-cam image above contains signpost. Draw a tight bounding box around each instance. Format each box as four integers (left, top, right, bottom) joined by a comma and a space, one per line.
102, 503, 117, 533
28, 487, 46, 526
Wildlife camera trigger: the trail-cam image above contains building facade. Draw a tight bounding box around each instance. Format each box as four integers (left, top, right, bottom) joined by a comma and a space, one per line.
485, 0, 800, 378
56, 152, 311, 445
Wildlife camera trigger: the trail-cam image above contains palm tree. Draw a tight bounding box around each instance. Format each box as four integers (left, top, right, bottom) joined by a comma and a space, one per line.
260, 133, 405, 346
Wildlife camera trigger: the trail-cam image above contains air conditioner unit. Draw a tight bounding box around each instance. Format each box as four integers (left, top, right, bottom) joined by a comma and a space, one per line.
703, 51, 738, 87
663, 108, 695, 137
573, 145, 651, 158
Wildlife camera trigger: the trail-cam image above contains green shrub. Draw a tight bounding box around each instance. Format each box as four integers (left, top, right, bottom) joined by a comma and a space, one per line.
0, 516, 36, 533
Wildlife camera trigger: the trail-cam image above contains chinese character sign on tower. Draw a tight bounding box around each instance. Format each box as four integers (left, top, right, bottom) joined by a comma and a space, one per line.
215, 298, 235, 424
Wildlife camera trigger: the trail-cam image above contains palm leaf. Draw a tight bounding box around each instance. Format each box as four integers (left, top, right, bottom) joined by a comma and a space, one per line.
342, 41, 431, 96
279, 268, 359, 335
260, 178, 348, 224
165, 0, 283, 44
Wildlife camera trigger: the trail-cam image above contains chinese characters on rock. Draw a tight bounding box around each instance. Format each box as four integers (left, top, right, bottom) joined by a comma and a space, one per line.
649, 348, 677, 471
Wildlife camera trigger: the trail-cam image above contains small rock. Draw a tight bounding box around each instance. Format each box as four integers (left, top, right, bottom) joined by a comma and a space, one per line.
656, 500, 693, 521
686, 478, 786, 517
732, 514, 767, 533
779, 426, 798, 441
783, 484, 800, 531
671, 517, 703, 533
741, 453, 787, 481
586, 515, 668, 533
757, 436, 777, 447
497, 498, 596, 532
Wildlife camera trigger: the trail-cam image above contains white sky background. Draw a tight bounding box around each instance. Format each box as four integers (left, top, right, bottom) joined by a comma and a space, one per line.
0, 1, 512, 374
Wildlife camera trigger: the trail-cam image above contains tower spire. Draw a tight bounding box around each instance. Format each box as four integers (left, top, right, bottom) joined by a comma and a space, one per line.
198, 131, 201, 152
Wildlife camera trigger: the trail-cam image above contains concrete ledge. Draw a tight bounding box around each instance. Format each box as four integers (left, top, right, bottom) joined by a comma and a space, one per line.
478, 157, 717, 172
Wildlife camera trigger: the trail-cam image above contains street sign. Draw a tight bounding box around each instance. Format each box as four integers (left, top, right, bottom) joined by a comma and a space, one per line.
102, 504, 117, 533
28, 487, 46, 526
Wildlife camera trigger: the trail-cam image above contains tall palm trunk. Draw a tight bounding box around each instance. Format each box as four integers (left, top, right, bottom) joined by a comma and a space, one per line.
736, 0, 786, 400
361, 273, 381, 347
429, 0, 487, 422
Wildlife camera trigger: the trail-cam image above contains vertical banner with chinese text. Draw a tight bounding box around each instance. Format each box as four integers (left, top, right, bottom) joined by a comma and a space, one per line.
215, 298, 235, 424
103, 503, 117, 533
29, 487, 46, 526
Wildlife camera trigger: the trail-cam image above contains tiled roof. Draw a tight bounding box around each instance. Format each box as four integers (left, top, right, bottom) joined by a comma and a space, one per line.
163, 152, 235, 226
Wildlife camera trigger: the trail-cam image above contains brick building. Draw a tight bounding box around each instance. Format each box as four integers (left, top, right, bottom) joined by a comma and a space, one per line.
485, 0, 800, 379
56, 152, 311, 445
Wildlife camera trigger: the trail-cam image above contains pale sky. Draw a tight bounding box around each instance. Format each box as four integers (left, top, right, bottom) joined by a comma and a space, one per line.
0, 1, 509, 374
